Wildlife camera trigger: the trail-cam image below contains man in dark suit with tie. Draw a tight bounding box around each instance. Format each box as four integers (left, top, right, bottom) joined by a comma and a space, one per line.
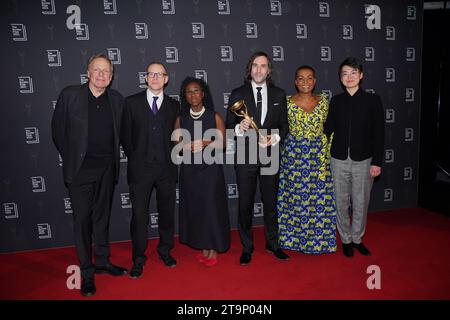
121, 61, 179, 278
226, 51, 290, 265
51, 53, 127, 297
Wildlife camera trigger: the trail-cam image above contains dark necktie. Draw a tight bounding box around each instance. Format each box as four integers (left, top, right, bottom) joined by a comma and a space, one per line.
256, 86, 262, 124
152, 96, 158, 115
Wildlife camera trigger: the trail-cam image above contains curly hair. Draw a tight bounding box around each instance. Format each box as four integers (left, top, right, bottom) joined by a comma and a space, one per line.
179, 76, 215, 114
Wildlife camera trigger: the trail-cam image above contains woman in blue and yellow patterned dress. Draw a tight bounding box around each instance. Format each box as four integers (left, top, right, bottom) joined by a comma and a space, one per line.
277, 65, 337, 254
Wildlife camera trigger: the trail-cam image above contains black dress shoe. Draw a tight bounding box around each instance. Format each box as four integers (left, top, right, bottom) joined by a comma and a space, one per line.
81, 278, 96, 297
342, 243, 354, 257
266, 248, 290, 260
95, 263, 128, 276
239, 252, 252, 265
129, 265, 143, 279
159, 255, 177, 268
353, 242, 371, 256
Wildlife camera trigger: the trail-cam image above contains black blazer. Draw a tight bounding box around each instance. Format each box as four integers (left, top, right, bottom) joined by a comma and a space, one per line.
324, 88, 385, 166
120, 90, 179, 183
51, 84, 124, 184
225, 82, 288, 163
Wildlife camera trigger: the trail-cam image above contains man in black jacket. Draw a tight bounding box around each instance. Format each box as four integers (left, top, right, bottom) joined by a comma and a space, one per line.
121, 62, 179, 278
324, 57, 385, 258
51, 53, 127, 297
226, 51, 289, 265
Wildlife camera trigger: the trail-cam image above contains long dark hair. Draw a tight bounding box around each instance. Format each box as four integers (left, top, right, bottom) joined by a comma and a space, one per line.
244, 51, 273, 85
179, 76, 215, 114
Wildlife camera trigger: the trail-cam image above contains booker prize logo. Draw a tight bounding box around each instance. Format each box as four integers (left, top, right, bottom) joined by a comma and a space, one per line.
135, 23, 148, 39
320, 46, 331, 61
25, 127, 39, 144
162, 0, 175, 14
195, 70, 207, 83
37, 223, 52, 239
365, 47, 375, 61
404, 167, 413, 181
227, 184, 238, 199
139, 72, 148, 88
11, 23, 27, 41
405, 128, 414, 142
3, 203, 19, 219
120, 193, 132, 209
319, 2, 330, 17
270, 0, 282, 15
384, 188, 393, 202
41, 0, 56, 14
107, 48, 121, 64
64, 198, 73, 214
165, 47, 179, 63
47, 50, 62, 67
407, 6, 416, 20
272, 46, 284, 61
386, 26, 395, 40
103, 0, 117, 14
342, 25, 353, 40
296, 24, 307, 39
31, 176, 46, 192
405, 88, 414, 102
19, 76, 33, 93
385, 149, 394, 163
253, 203, 263, 217
75, 24, 89, 40
218, 0, 230, 15
192, 22, 205, 38
245, 23, 258, 38
220, 46, 233, 62
385, 109, 395, 123
150, 212, 159, 229
386, 68, 395, 82
406, 48, 416, 61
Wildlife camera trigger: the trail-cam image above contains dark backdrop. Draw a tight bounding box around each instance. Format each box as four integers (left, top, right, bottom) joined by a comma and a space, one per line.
0, 0, 423, 252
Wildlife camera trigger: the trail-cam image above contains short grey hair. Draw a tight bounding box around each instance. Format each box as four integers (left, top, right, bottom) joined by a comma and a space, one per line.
87, 53, 114, 73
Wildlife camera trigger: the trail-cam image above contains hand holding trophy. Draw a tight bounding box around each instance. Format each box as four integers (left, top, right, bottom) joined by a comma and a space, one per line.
229, 100, 272, 147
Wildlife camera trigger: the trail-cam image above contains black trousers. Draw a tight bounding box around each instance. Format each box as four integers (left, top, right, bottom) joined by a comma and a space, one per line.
67, 162, 115, 279
235, 164, 280, 254
129, 162, 176, 266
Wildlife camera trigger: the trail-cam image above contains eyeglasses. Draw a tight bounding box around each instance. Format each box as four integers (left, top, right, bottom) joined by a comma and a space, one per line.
340, 70, 360, 78
147, 72, 167, 79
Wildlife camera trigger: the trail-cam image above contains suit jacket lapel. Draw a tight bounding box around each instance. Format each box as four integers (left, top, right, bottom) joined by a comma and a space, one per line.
244, 84, 260, 126
79, 84, 89, 140
264, 85, 274, 126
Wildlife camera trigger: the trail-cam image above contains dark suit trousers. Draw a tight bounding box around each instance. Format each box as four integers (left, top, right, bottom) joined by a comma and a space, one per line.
235, 164, 280, 254
68, 162, 115, 279
129, 162, 176, 265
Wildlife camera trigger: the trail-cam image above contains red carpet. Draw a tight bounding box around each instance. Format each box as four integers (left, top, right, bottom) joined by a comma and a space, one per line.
1, 207, 449, 300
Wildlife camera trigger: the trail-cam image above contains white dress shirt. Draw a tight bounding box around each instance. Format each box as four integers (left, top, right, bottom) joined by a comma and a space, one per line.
146, 89, 164, 111
234, 81, 280, 146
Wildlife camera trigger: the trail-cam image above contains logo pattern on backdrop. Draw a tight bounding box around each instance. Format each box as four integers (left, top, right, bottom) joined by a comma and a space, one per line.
1, 0, 422, 252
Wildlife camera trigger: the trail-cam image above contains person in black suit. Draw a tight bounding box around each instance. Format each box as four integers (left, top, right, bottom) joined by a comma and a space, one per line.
51, 53, 127, 297
121, 61, 180, 278
324, 57, 385, 258
226, 51, 290, 265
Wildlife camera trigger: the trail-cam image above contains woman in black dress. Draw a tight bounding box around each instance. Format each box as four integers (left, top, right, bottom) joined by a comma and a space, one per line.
174, 77, 230, 267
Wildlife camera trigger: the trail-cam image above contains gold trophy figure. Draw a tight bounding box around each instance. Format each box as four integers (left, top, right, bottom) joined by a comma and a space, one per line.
229, 100, 266, 142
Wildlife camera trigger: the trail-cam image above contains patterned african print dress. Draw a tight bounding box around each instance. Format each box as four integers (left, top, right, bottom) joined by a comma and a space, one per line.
277, 94, 337, 254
